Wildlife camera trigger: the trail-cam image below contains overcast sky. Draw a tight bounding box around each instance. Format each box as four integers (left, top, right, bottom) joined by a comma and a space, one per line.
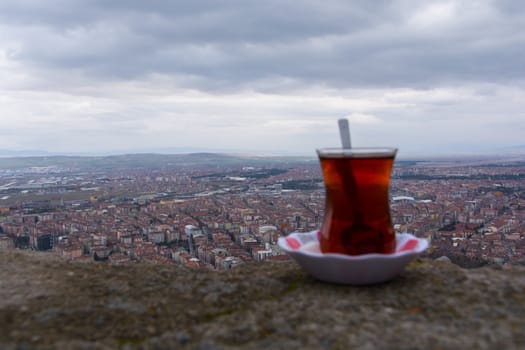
1, 0, 524, 157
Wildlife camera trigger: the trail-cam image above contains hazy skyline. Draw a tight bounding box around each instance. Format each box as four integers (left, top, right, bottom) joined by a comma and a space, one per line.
1, 0, 524, 157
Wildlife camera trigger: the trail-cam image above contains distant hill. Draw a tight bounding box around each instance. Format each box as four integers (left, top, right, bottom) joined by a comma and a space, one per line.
0, 153, 314, 171
0, 149, 53, 157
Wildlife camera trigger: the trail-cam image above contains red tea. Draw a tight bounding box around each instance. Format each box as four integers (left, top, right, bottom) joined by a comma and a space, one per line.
318, 148, 396, 255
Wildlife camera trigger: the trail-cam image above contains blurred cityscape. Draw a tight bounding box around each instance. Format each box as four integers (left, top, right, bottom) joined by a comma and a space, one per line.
1, 153, 525, 268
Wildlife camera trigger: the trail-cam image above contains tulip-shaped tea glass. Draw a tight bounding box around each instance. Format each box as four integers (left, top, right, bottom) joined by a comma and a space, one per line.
318, 148, 397, 255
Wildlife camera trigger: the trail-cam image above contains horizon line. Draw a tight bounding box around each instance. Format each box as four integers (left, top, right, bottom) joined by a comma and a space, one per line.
2, 148, 525, 161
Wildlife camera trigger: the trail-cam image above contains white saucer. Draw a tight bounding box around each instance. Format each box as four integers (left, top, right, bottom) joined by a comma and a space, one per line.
278, 230, 429, 285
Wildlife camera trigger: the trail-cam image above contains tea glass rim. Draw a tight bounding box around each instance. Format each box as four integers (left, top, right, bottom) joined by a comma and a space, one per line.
317, 147, 397, 158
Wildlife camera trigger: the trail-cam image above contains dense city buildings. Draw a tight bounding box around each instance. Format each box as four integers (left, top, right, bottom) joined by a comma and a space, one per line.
1, 154, 525, 268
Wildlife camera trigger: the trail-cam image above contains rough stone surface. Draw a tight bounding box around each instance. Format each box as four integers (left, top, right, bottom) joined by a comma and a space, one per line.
1, 250, 524, 349
435, 255, 452, 263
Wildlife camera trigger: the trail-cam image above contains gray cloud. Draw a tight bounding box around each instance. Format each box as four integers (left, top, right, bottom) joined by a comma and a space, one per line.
3, 0, 523, 91
0, 0, 524, 155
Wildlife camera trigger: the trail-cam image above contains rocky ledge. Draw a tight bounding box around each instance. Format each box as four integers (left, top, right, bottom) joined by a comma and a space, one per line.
1, 250, 524, 349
